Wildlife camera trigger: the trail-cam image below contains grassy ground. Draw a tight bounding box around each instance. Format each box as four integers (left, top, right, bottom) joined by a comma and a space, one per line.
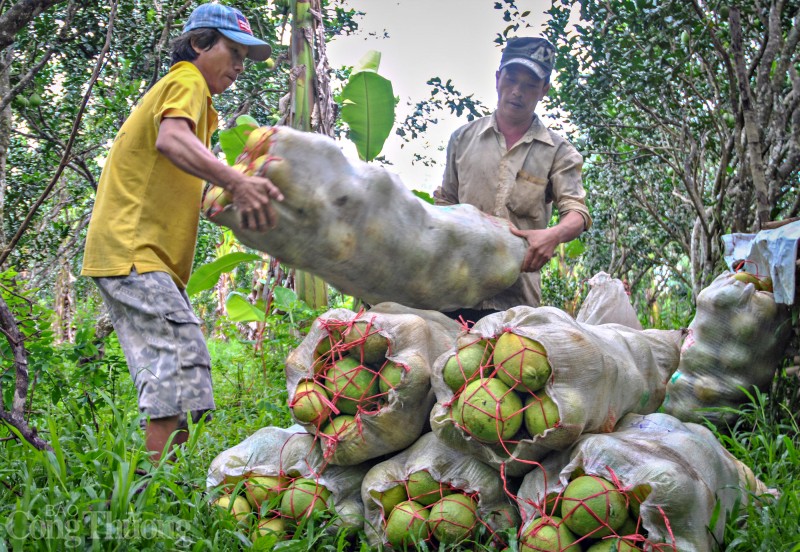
1, 330, 799, 551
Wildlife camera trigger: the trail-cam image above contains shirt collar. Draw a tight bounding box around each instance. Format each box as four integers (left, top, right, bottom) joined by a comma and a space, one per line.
486, 112, 555, 147
170, 61, 214, 101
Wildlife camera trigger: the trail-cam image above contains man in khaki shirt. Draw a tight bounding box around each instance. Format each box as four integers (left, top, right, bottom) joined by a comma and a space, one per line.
434, 37, 591, 322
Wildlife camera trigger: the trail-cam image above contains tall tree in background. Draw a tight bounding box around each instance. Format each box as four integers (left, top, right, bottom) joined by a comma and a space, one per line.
284, 0, 336, 310
544, 0, 799, 301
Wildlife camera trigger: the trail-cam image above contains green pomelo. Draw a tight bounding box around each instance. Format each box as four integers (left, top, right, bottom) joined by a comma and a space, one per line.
324, 355, 359, 378
312, 329, 342, 373
494, 333, 552, 393
427, 493, 477, 544
731, 271, 764, 290
321, 414, 355, 437
449, 402, 464, 428
201, 185, 232, 214
561, 475, 628, 538
291, 380, 331, 425
442, 340, 493, 393
378, 360, 405, 394
221, 473, 245, 491
627, 484, 650, 519
457, 378, 523, 442
244, 126, 273, 157
328, 357, 379, 415
244, 475, 286, 509
315, 327, 342, 355
371, 484, 408, 517
214, 494, 252, 522
617, 515, 643, 540
280, 478, 331, 521
524, 392, 560, 436
585, 538, 641, 551
385, 500, 431, 548
407, 470, 453, 506
251, 517, 287, 542
520, 516, 579, 552
540, 492, 562, 518
314, 336, 333, 358
343, 321, 390, 365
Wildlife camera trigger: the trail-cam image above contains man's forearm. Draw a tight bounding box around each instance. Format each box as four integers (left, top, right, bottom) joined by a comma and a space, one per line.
155, 117, 243, 191
552, 211, 586, 245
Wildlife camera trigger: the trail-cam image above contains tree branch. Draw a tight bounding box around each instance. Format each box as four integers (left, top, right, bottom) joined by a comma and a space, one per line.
0, 0, 118, 267
0, 293, 52, 451
0, 0, 67, 51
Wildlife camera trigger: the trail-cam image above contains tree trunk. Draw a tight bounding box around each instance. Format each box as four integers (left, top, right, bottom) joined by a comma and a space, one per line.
288, 0, 332, 310
730, 6, 771, 230
0, 49, 10, 250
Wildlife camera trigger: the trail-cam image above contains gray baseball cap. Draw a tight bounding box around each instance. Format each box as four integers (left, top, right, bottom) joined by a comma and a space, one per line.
499, 37, 556, 80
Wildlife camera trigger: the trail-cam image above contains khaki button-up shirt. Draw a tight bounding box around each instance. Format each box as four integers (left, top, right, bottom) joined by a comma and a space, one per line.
434, 113, 591, 310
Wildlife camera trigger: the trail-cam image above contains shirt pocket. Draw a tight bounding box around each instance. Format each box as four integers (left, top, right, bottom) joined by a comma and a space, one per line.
164, 308, 212, 369
506, 170, 549, 222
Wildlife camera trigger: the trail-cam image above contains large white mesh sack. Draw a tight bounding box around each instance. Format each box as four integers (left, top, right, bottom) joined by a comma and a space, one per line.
517, 412, 769, 552
360, 431, 520, 548
206, 126, 527, 311
285, 302, 461, 466
206, 425, 369, 530
430, 306, 683, 477
576, 271, 643, 329
662, 271, 791, 426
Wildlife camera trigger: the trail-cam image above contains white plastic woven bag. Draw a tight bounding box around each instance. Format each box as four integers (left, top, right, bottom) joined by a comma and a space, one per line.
360, 431, 519, 547
206, 126, 527, 311
517, 412, 769, 552
206, 425, 369, 530
285, 303, 461, 465
430, 306, 683, 476
662, 271, 791, 426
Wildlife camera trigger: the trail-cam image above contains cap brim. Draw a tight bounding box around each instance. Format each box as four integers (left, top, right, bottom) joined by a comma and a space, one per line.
499, 59, 549, 80
218, 29, 272, 61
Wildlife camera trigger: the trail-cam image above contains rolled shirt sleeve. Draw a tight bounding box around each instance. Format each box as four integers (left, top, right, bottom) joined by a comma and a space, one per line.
550, 141, 592, 231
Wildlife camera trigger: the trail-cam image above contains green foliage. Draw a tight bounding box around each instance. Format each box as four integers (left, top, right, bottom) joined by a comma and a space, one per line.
187, 252, 263, 296
713, 374, 800, 550
412, 190, 435, 205
398, 77, 492, 143
542, 0, 799, 304
218, 115, 260, 165
339, 50, 397, 161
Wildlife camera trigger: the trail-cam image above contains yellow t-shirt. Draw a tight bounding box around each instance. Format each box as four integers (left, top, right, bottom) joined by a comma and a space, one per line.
81, 62, 218, 288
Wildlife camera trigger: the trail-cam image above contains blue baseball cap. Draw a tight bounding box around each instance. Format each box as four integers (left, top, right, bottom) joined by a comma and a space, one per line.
183, 3, 272, 61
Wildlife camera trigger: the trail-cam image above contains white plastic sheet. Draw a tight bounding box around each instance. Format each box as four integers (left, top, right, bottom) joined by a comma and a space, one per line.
722, 220, 800, 305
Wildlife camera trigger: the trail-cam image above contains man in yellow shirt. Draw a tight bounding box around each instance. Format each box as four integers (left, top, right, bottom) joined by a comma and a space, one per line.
434, 37, 591, 323
82, 3, 282, 461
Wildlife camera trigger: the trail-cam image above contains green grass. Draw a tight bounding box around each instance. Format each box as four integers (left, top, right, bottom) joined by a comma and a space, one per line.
716, 373, 800, 551
1, 331, 799, 551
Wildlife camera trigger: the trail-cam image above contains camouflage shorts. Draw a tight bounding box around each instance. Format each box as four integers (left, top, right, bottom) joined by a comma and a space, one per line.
94, 270, 215, 429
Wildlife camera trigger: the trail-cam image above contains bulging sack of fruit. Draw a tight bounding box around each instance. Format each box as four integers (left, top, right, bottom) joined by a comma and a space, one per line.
429, 306, 683, 477
576, 271, 642, 330
516, 412, 770, 552
206, 425, 370, 537
361, 431, 520, 549
285, 302, 461, 466
662, 271, 791, 426
203, 125, 527, 311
